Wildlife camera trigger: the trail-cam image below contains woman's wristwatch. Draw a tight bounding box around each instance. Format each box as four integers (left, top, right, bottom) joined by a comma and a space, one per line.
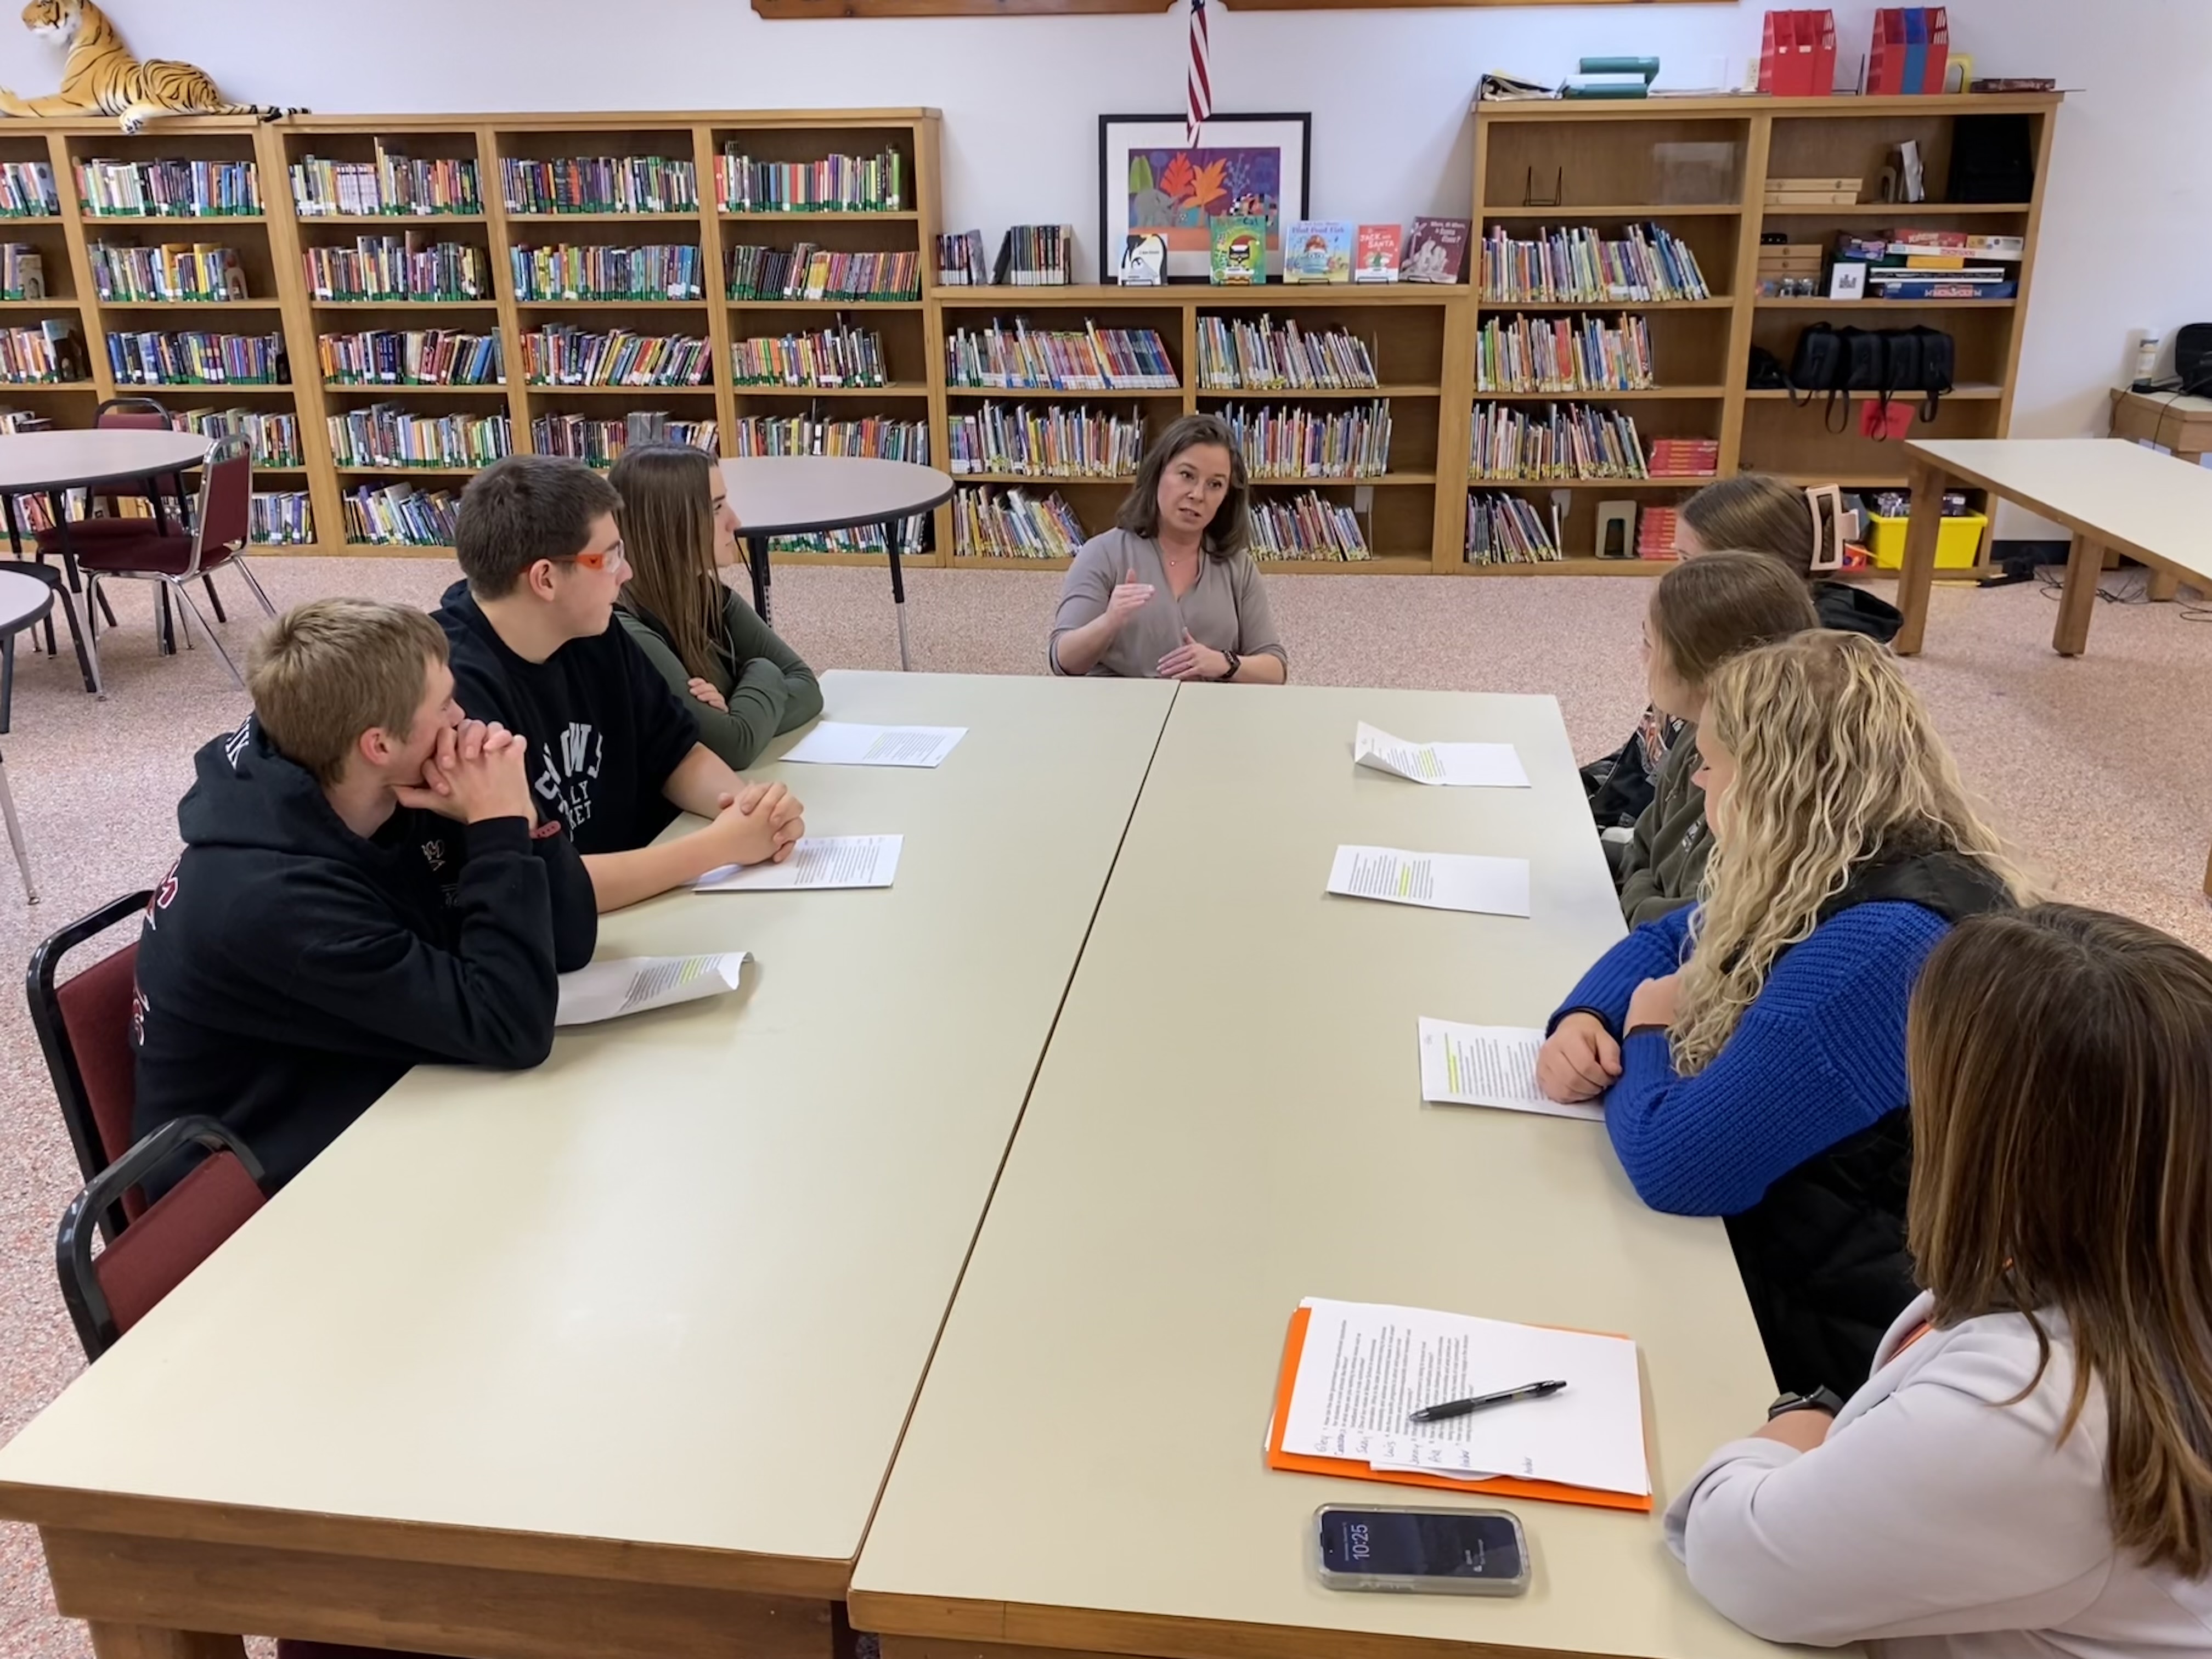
1217, 650, 1242, 681
1767, 1386, 1846, 1420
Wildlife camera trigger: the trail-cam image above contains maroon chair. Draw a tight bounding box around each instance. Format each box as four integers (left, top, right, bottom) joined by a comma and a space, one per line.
27, 889, 153, 1243
75, 433, 275, 687
56, 1114, 269, 1359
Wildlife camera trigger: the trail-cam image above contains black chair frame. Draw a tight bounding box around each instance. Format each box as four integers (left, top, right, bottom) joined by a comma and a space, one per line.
27, 888, 154, 1242
58, 1113, 266, 1361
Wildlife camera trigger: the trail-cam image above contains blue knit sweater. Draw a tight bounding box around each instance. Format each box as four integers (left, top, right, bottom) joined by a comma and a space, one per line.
1549, 902, 1955, 1217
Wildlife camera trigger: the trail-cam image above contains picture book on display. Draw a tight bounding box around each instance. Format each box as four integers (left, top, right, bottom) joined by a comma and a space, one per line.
1402, 217, 1471, 284
1283, 220, 1352, 284
1355, 224, 1402, 283
1210, 215, 1268, 284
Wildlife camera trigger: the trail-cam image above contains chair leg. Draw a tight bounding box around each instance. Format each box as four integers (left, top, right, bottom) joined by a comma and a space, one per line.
171, 580, 241, 689
231, 555, 276, 616
1, 633, 13, 735
55, 584, 101, 698
0, 748, 37, 904
200, 573, 228, 623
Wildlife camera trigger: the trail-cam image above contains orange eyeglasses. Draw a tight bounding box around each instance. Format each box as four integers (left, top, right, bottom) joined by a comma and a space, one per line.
563, 543, 628, 573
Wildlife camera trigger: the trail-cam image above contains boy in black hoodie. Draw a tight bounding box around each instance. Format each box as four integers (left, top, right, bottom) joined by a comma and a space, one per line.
433, 455, 804, 913
133, 599, 598, 1190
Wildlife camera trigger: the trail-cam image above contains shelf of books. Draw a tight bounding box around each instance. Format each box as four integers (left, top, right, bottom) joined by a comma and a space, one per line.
0, 98, 2052, 575
1466, 92, 2057, 574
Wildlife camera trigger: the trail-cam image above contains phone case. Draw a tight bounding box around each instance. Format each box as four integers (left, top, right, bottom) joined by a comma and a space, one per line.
1313, 1505, 1532, 1597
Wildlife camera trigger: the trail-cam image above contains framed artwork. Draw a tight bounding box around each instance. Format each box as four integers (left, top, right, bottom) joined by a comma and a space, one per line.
1100, 112, 1311, 283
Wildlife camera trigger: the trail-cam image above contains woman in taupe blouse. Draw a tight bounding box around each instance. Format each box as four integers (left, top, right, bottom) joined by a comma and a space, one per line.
1048, 414, 1289, 682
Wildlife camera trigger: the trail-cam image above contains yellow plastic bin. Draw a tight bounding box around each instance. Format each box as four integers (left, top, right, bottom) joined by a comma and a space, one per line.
1866, 511, 1989, 570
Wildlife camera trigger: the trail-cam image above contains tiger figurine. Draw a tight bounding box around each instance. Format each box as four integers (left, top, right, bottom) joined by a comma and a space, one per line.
0, 0, 303, 134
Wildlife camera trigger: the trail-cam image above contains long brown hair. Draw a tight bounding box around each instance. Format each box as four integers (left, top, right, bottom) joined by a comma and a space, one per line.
610, 444, 726, 682
1909, 904, 2212, 1575
1649, 549, 1820, 691
1675, 631, 2027, 1073
1115, 412, 1251, 559
1680, 473, 1819, 575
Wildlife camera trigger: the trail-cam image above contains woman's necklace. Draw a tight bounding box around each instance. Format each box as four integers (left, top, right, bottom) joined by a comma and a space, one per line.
1158, 537, 1199, 595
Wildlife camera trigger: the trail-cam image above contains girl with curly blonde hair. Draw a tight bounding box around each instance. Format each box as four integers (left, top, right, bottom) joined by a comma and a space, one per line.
1538, 630, 2028, 1397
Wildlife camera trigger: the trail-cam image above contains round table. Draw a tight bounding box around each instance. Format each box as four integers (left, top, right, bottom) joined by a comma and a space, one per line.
0, 428, 212, 689
720, 456, 955, 672
0, 567, 54, 901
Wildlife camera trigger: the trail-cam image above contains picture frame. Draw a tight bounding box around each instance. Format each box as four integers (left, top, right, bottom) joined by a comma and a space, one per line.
1100, 112, 1312, 283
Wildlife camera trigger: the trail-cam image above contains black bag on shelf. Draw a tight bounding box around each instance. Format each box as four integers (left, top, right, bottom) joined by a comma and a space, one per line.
1947, 115, 2036, 204
1870, 326, 1955, 429
1789, 325, 1884, 431
1748, 345, 1789, 390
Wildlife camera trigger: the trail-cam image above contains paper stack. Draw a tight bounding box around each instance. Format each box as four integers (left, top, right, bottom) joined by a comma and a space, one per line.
1267, 1297, 1650, 1511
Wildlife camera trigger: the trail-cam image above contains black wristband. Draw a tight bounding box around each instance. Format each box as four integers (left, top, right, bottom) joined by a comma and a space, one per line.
1218, 650, 1241, 681
1767, 1386, 1846, 1420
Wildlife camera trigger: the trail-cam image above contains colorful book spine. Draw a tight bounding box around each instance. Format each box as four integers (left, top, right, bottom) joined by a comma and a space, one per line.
172, 407, 302, 467
1194, 314, 1379, 391
730, 415, 928, 462
948, 402, 1142, 478
342, 482, 461, 545
1468, 402, 1649, 481
943, 322, 1177, 392
0, 162, 59, 218
1246, 490, 1370, 561
0, 326, 75, 383
1466, 492, 1562, 564
1217, 400, 1394, 479
726, 245, 921, 302
302, 238, 488, 302
76, 158, 261, 218
317, 329, 504, 385
500, 156, 699, 215
104, 330, 287, 386
1479, 224, 1711, 303
522, 326, 712, 387
952, 485, 1087, 558
249, 492, 315, 545
509, 243, 704, 301
290, 144, 482, 217
90, 241, 247, 303
1476, 313, 1655, 393
730, 325, 887, 387
715, 149, 903, 213
327, 403, 514, 469
531, 414, 719, 467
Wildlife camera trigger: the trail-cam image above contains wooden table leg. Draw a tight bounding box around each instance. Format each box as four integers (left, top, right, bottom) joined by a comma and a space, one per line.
2053, 533, 2104, 656
2148, 566, 2182, 602
87, 1624, 245, 1659
1892, 458, 1949, 656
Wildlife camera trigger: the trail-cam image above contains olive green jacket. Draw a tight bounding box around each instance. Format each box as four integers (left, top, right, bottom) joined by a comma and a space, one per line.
616, 589, 823, 770
1616, 726, 1712, 928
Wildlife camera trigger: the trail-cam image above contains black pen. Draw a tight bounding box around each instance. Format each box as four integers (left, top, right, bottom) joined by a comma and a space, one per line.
1409, 1379, 1568, 1423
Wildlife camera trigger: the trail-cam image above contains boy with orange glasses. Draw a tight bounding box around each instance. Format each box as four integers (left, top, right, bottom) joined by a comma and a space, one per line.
435, 455, 804, 912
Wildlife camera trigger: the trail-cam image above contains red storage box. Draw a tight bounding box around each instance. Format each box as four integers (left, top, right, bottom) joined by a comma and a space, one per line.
1761, 10, 1837, 97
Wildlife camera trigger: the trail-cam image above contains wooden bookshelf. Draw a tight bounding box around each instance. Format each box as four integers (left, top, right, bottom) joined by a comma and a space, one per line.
0, 95, 2057, 573
1466, 91, 2061, 574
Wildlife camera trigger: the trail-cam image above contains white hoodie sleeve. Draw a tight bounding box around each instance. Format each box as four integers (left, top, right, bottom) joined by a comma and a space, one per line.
1663, 1318, 2115, 1647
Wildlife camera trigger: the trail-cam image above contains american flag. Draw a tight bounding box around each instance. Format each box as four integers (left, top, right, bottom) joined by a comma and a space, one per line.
1186, 0, 1212, 145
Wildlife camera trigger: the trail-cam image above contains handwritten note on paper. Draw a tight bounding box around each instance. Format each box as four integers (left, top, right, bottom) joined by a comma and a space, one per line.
1327, 847, 1532, 917
697, 834, 901, 892
1418, 1018, 1604, 1122
556, 952, 749, 1026
1354, 724, 1530, 788
1283, 1297, 1649, 1497
782, 723, 966, 769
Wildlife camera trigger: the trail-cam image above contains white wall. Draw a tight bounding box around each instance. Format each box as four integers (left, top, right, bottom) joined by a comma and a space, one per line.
4, 0, 2207, 528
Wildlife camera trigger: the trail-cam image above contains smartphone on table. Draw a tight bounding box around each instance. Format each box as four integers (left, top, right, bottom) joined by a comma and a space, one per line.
1314, 1504, 1530, 1596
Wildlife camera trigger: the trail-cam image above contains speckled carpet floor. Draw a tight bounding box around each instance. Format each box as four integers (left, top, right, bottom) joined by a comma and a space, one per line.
2, 556, 2207, 1657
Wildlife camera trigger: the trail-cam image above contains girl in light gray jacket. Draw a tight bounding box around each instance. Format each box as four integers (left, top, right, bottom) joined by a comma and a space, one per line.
1667, 904, 2212, 1659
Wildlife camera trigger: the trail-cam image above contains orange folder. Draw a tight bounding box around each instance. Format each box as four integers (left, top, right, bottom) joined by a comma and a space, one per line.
1263, 1304, 1654, 1515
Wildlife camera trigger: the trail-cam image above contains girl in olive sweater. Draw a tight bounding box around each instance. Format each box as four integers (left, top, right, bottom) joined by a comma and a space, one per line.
611, 444, 823, 769
1616, 552, 1819, 926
